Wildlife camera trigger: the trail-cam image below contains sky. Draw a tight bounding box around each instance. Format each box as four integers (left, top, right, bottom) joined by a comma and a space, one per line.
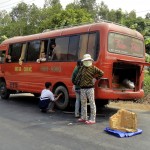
0, 0, 150, 18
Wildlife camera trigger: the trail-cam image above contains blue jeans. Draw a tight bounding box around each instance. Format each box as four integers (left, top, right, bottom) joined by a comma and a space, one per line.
75, 90, 81, 117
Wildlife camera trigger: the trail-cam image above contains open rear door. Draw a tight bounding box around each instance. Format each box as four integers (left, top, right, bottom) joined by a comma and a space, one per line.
117, 59, 150, 66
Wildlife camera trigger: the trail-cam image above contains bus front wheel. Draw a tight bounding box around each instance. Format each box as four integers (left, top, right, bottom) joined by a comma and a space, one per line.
54, 86, 69, 110
0, 81, 10, 99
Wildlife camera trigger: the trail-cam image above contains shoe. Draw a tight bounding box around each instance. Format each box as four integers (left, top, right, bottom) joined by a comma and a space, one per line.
78, 118, 86, 122
85, 120, 96, 125
75, 115, 80, 118
47, 109, 55, 113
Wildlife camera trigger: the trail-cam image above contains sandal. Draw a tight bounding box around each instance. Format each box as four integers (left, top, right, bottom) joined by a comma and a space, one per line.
75, 115, 80, 118
85, 120, 96, 125
78, 118, 86, 122
47, 110, 55, 113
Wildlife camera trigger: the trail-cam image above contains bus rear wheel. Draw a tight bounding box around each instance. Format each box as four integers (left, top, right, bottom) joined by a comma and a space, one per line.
54, 86, 69, 110
0, 81, 10, 99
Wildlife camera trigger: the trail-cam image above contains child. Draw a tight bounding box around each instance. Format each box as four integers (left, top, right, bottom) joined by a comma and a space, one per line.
39, 82, 62, 113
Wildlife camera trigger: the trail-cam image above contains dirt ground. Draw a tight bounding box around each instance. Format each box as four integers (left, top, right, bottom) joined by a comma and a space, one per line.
108, 94, 150, 111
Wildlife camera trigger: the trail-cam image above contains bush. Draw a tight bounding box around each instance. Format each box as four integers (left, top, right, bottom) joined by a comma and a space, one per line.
143, 73, 150, 96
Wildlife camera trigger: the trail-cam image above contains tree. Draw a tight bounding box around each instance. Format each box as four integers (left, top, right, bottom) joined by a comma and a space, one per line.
97, 1, 109, 20
0, 10, 11, 27
145, 37, 150, 54
26, 4, 42, 34
44, 0, 61, 8
10, 2, 29, 35
145, 13, 150, 19
0, 35, 7, 44
49, 8, 93, 28
79, 0, 97, 18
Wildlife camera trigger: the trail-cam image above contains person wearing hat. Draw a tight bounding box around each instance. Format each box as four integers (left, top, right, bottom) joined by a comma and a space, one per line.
76, 54, 104, 124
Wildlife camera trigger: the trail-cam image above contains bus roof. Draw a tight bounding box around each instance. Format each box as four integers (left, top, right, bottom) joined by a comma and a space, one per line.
1, 21, 143, 45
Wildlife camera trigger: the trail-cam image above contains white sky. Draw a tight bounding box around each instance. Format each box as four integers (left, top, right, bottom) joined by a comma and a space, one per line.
0, 0, 150, 18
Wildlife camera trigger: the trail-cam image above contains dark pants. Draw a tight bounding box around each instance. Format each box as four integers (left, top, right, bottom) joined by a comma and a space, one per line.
39, 99, 55, 112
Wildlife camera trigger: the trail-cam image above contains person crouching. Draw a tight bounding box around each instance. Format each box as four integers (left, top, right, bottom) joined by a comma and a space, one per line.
39, 82, 62, 113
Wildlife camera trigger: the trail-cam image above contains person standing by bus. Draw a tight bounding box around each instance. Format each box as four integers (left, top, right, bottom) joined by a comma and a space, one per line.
72, 59, 83, 118
76, 54, 104, 124
39, 82, 62, 113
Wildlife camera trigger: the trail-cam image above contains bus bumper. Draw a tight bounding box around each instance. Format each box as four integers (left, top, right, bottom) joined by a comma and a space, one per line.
95, 88, 144, 100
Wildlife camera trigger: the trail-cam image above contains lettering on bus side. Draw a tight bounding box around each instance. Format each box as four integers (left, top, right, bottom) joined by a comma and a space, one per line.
15, 67, 22, 72
24, 67, 32, 72
14, 66, 32, 72
50, 66, 61, 72
40, 66, 62, 72
40, 66, 49, 72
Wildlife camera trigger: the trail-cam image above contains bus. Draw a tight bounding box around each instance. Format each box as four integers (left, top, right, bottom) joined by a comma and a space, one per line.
0, 21, 150, 110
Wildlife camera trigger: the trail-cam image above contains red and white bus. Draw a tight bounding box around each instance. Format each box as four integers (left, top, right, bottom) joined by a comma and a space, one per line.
0, 21, 150, 109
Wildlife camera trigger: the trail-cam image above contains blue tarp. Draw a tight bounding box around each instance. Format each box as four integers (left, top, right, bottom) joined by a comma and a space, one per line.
104, 127, 142, 138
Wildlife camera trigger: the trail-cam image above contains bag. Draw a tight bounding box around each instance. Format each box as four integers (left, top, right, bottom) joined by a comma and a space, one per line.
72, 67, 83, 86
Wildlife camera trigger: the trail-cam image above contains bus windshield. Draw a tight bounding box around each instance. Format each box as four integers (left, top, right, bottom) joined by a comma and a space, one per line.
108, 32, 144, 58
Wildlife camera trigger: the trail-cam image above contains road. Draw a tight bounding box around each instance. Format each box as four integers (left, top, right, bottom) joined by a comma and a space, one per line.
0, 94, 149, 150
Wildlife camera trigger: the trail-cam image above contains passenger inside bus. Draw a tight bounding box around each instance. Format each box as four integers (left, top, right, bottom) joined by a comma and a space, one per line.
48, 43, 56, 60
6, 54, 11, 63
37, 52, 46, 63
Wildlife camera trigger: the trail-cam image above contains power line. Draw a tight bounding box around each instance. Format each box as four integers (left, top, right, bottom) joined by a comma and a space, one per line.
0, 0, 36, 11
0, 0, 11, 5
136, 10, 150, 13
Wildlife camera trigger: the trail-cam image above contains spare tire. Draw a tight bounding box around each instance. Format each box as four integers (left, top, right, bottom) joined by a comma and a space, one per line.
54, 86, 69, 110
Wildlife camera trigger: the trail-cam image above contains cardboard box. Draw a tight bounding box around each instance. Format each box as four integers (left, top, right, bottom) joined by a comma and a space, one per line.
109, 109, 137, 132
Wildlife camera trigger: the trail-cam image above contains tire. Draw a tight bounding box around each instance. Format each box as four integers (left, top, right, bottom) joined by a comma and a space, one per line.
54, 86, 69, 110
0, 81, 10, 99
95, 99, 109, 108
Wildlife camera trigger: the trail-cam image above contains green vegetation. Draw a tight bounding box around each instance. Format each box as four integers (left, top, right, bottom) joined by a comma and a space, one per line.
144, 73, 150, 96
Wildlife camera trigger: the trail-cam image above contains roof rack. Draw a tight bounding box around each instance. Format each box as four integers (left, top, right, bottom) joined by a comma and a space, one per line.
42, 19, 127, 33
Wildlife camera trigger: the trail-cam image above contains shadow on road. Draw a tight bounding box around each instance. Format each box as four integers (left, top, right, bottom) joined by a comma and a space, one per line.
0, 93, 119, 120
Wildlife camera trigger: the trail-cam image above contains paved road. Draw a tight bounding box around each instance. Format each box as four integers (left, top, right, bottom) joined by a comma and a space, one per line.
0, 94, 149, 150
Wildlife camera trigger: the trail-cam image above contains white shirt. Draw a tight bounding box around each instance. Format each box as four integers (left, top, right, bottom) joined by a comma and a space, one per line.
40, 89, 55, 101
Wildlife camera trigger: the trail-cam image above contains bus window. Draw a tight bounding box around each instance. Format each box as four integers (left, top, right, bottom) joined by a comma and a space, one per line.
68, 35, 80, 61
108, 33, 144, 58
26, 40, 40, 62
52, 37, 69, 61
10, 43, 22, 62
87, 32, 98, 60
78, 34, 88, 59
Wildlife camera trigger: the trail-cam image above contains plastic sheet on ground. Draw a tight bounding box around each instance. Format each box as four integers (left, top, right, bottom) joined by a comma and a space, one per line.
104, 127, 142, 138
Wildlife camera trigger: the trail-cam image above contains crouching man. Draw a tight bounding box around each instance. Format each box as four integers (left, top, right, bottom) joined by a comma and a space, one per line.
39, 82, 62, 113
